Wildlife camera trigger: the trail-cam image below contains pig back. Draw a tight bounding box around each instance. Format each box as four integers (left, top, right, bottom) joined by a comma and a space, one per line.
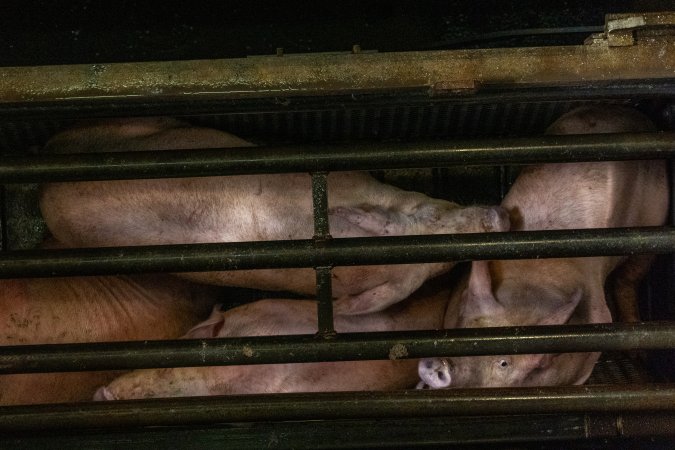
502, 106, 668, 279
0, 274, 218, 405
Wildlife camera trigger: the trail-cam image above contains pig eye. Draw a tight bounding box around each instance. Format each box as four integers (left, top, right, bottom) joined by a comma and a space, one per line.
498, 359, 509, 368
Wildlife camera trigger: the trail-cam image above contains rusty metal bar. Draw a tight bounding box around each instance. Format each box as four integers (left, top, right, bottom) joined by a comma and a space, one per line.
3, 82, 675, 122
1, 40, 674, 104
0, 227, 672, 279
1, 132, 674, 183
0, 385, 673, 431
1, 322, 674, 374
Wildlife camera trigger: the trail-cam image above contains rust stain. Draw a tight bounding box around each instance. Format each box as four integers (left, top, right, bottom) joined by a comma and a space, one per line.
242, 345, 255, 357
389, 343, 409, 360
0, 37, 672, 103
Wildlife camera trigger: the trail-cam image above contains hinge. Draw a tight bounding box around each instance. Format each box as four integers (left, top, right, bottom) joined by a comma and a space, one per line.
585, 12, 675, 47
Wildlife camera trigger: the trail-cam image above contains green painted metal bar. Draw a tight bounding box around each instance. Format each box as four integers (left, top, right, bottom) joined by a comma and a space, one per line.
0, 227, 672, 279
311, 172, 335, 335
1, 322, 673, 374
311, 172, 330, 239
0, 385, 673, 431
3, 413, 675, 448
315, 266, 335, 336
0, 185, 6, 252
0, 133, 673, 183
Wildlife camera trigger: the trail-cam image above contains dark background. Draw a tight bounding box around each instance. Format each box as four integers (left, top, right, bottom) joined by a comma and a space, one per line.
0, 0, 671, 66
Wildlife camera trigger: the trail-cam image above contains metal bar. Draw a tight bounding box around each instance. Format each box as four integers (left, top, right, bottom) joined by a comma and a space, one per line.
1, 42, 674, 103
311, 172, 330, 238
310, 174, 334, 332
0, 227, 672, 279
310, 172, 335, 335
0, 185, 7, 252
2, 82, 675, 121
0, 385, 673, 431
1, 133, 674, 183
3, 413, 674, 448
315, 267, 334, 335
1, 322, 674, 374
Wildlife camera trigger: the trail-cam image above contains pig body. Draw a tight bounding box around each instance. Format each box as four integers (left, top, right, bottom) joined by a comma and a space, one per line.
0, 274, 217, 405
419, 106, 668, 388
94, 279, 451, 400
39, 118, 508, 315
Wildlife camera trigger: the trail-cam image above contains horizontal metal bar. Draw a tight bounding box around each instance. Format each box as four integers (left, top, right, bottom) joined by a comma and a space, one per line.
3, 413, 675, 448
1, 41, 674, 103
0, 227, 672, 278
1, 133, 674, 183
1, 322, 673, 374
2, 82, 675, 121
1, 385, 673, 431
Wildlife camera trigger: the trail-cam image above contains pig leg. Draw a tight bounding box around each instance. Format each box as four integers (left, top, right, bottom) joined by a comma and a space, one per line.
610, 254, 656, 323
95, 359, 419, 400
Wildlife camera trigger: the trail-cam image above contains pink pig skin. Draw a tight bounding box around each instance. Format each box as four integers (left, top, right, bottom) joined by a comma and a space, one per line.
419, 106, 668, 389
39, 118, 508, 315
95, 278, 452, 400
0, 273, 217, 405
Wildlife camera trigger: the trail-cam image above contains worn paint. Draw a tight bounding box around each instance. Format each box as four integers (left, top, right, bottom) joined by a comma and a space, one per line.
0, 38, 673, 103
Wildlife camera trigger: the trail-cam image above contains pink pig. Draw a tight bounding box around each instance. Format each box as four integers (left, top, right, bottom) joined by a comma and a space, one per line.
40, 118, 508, 315
418, 105, 668, 389
0, 270, 217, 405
94, 278, 452, 400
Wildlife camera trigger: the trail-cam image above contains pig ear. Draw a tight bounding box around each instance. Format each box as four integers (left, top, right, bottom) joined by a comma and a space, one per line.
184, 305, 225, 338
467, 261, 494, 298
522, 353, 556, 371
462, 261, 504, 317
539, 289, 583, 326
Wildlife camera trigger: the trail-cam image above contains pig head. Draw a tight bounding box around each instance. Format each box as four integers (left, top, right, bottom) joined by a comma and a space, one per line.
40, 118, 509, 315
419, 259, 608, 388
419, 105, 668, 389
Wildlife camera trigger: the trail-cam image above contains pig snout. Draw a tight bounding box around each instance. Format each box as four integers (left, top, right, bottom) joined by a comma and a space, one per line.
417, 358, 452, 389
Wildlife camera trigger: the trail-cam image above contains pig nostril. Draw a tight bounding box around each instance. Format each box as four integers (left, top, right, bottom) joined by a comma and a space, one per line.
426, 360, 433, 369
437, 372, 445, 380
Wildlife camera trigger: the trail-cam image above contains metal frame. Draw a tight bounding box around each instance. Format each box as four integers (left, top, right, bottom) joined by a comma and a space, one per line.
1, 14, 675, 444
2, 385, 675, 430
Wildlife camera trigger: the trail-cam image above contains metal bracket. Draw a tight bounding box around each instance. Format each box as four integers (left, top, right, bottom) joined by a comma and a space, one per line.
585, 12, 675, 47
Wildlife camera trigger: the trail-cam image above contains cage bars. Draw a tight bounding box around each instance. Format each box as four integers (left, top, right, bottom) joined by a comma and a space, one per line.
1, 322, 674, 374
0, 133, 674, 183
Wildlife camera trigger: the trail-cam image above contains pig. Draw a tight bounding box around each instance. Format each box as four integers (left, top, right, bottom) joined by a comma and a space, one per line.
0, 272, 218, 405
39, 118, 509, 315
418, 105, 668, 389
94, 277, 453, 400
